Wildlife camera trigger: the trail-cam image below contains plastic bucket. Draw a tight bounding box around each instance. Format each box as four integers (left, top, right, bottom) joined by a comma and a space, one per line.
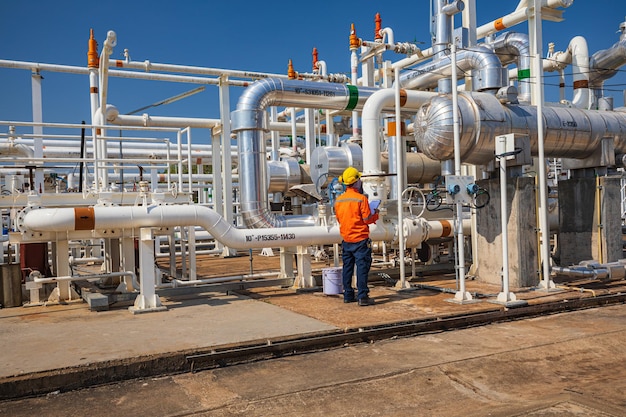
322, 267, 343, 295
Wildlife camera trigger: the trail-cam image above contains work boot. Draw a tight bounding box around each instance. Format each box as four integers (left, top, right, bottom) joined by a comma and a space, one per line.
358, 297, 375, 306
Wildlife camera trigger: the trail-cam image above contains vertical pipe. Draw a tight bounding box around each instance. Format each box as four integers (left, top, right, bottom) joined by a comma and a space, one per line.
218, 76, 234, 245
451, 41, 471, 302
350, 41, 360, 138
304, 108, 315, 164
186, 128, 193, 194
388, 134, 398, 200
31, 71, 44, 193
79, 122, 86, 193
394, 67, 407, 289
166, 142, 172, 191
291, 107, 298, 154
175, 131, 182, 192
529, 1, 553, 289
499, 146, 511, 299
596, 175, 604, 264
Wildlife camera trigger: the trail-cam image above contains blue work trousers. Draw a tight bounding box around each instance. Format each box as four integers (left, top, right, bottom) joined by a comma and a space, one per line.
341, 238, 372, 301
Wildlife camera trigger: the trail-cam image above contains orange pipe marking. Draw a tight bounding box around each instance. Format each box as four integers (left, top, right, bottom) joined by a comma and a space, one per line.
439, 220, 452, 237
387, 121, 406, 136
75, 207, 95, 231
573, 79, 589, 89
494, 18, 506, 31
399, 89, 408, 107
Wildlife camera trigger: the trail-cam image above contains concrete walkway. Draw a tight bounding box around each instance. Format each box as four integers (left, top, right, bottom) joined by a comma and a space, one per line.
2, 303, 625, 416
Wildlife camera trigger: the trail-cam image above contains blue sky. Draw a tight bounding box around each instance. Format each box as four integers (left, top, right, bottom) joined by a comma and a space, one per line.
1, 0, 625, 145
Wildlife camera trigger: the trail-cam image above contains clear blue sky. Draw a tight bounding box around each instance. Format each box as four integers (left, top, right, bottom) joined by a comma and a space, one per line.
1, 0, 625, 145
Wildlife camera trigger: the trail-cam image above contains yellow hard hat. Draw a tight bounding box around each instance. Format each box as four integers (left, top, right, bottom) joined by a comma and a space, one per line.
339, 166, 361, 186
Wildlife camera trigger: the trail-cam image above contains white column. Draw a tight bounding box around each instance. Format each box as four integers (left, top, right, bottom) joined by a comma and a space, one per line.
129, 227, 166, 313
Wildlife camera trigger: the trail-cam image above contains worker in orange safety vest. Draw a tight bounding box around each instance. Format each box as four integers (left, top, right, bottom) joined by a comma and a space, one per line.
334, 167, 379, 306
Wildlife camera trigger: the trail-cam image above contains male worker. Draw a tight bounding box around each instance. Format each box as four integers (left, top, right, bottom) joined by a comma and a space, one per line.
334, 167, 379, 306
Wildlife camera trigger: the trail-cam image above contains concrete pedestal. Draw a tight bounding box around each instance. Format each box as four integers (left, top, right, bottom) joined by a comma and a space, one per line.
475, 176, 539, 288
556, 176, 622, 266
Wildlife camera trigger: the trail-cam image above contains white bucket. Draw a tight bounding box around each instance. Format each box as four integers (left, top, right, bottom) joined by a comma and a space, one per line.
322, 267, 343, 295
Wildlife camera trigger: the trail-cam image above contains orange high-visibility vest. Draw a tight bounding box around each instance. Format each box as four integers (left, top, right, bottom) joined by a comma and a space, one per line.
334, 187, 379, 243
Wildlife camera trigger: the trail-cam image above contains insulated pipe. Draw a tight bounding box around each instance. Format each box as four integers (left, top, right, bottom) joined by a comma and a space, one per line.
589, 36, 626, 108
397, 44, 506, 92
360, 88, 437, 197
20, 204, 426, 248
551, 266, 609, 280
389, 0, 572, 73
231, 78, 378, 228
489, 32, 532, 103
415, 91, 626, 165
380, 152, 441, 184
0, 142, 34, 158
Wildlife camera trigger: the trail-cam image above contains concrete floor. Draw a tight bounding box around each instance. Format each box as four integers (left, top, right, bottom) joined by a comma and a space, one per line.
2, 253, 626, 415
2, 303, 626, 416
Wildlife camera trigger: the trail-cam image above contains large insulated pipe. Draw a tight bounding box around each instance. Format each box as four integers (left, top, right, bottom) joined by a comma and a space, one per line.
415, 91, 626, 165
19, 205, 461, 249
396, 44, 507, 92
588, 28, 626, 107
360, 88, 437, 197
489, 32, 532, 103
231, 78, 378, 228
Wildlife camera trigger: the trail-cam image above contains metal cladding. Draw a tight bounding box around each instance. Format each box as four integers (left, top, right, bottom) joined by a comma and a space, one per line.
415, 91, 626, 165
488, 32, 532, 103
309, 143, 363, 189
231, 78, 377, 228
397, 45, 506, 91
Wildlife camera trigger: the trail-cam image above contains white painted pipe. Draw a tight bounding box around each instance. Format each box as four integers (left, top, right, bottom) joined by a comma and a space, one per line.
21, 205, 464, 250
568, 36, 590, 109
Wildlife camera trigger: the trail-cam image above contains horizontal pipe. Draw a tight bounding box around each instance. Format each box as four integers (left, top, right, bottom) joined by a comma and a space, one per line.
20, 205, 461, 250
32, 270, 139, 289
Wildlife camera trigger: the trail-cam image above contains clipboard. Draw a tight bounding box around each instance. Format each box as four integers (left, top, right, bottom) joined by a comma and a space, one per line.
369, 200, 381, 212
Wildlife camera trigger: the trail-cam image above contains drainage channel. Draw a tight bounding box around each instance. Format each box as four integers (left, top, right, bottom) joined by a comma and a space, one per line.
2, 292, 625, 401
186, 292, 626, 371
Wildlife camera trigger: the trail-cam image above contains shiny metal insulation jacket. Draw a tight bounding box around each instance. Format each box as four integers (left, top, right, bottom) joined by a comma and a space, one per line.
414, 91, 626, 165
